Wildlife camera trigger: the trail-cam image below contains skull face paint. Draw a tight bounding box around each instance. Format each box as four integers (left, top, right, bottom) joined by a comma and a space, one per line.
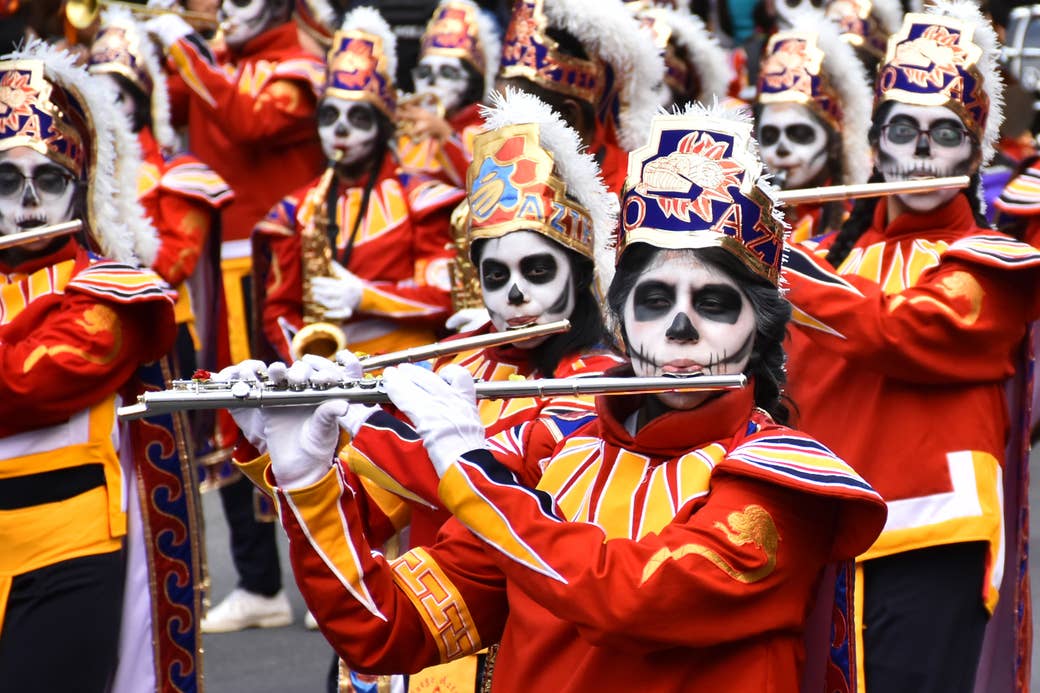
758, 103, 829, 189
317, 98, 380, 167
876, 102, 976, 214
413, 55, 470, 114
478, 231, 575, 349
622, 250, 755, 410
220, 0, 274, 50
0, 147, 78, 248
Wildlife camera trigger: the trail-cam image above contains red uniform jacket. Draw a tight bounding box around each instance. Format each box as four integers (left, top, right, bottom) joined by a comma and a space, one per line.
342, 333, 624, 546
784, 194, 1040, 610
165, 22, 325, 243
264, 377, 886, 692
254, 154, 464, 360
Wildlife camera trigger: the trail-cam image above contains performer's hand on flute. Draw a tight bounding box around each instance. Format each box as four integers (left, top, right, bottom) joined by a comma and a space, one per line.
381, 363, 488, 477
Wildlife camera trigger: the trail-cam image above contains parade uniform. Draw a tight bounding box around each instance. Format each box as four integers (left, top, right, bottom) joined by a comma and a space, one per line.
164, 21, 325, 362
262, 378, 885, 692
255, 155, 464, 361
781, 6, 1035, 690
0, 241, 176, 678
137, 125, 232, 348
786, 196, 1040, 605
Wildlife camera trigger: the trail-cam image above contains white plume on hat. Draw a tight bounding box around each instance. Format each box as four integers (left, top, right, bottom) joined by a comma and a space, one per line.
651, 7, 732, 104
870, 0, 904, 37
920, 0, 1005, 167
95, 6, 175, 153
339, 5, 398, 78
5, 40, 157, 266
541, 0, 666, 151
480, 88, 618, 295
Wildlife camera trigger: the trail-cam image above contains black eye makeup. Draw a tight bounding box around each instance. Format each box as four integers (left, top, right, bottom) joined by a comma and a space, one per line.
693, 285, 743, 324
518, 253, 558, 284
632, 280, 676, 321
347, 104, 376, 131
480, 258, 510, 291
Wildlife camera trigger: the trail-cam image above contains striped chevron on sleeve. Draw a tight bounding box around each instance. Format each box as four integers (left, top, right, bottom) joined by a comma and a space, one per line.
723, 434, 876, 495
440, 450, 567, 583
944, 234, 1040, 269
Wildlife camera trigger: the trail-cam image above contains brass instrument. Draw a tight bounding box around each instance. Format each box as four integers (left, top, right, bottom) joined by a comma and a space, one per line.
117, 373, 748, 421
65, 0, 220, 30
447, 199, 483, 311
0, 220, 83, 251
357, 319, 571, 371
775, 176, 970, 205
292, 154, 348, 361
396, 92, 447, 141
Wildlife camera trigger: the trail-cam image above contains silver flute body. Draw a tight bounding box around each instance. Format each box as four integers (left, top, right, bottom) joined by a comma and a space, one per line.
0, 220, 83, 251
775, 175, 970, 205
117, 374, 747, 421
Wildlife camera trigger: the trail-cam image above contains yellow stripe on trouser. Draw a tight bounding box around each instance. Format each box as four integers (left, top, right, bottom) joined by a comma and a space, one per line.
221, 255, 253, 363
0, 576, 10, 639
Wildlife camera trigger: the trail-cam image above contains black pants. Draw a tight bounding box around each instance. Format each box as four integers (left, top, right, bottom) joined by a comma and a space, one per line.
218, 475, 282, 596
0, 550, 125, 693
863, 541, 989, 693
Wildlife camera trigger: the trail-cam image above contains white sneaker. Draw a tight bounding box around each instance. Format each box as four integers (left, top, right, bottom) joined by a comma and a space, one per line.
200, 588, 293, 633
304, 609, 319, 630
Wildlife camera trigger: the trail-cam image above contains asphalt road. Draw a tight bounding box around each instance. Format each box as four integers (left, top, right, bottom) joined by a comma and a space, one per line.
197, 449, 1040, 693
199, 488, 334, 693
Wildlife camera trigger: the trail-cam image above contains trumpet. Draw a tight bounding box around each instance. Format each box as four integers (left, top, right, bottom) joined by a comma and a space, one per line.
65, 0, 220, 31
117, 373, 748, 421
0, 220, 83, 251
357, 319, 571, 371
775, 176, 970, 205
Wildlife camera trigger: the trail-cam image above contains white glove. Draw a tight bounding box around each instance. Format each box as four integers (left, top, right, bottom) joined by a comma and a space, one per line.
311, 261, 364, 321
262, 356, 349, 489
445, 307, 490, 333
381, 363, 486, 476
145, 14, 194, 49
333, 349, 378, 436
146, 0, 178, 9
213, 359, 273, 453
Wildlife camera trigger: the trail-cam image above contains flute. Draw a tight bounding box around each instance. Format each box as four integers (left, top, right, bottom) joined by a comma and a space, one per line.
0, 220, 83, 251
775, 175, 970, 205
358, 319, 570, 371
117, 373, 748, 421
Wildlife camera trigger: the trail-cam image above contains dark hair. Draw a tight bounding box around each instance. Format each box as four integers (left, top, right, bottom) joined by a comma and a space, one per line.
825, 100, 987, 267
471, 237, 604, 376
109, 73, 151, 134
606, 244, 792, 423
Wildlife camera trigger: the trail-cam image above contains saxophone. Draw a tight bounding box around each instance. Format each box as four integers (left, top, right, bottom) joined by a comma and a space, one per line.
447, 199, 484, 312
293, 154, 349, 360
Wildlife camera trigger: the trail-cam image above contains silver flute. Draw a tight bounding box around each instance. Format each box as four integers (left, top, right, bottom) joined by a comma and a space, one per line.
117, 373, 748, 421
